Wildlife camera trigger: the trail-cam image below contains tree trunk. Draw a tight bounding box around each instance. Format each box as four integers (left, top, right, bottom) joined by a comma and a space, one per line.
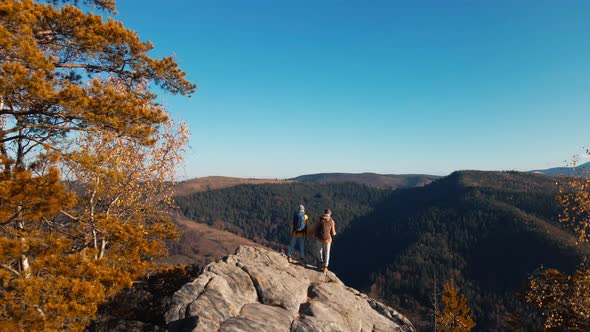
0, 95, 9, 173
17, 218, 30, 277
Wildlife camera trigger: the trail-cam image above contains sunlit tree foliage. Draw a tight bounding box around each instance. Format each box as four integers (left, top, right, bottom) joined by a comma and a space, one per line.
437, 279, 475, 332
0, 0, 194, 330
526, 151, 590, 330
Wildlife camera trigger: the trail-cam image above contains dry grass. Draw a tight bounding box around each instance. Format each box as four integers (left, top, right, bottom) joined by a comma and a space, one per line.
164, 216, 263, 266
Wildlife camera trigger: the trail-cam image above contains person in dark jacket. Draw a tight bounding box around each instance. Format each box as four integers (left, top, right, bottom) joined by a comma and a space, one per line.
288, 205, 309, 263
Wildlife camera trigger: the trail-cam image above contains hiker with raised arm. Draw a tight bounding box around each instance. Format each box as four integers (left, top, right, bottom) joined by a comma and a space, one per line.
288, 205, 309, 263
314, 208, 336, 273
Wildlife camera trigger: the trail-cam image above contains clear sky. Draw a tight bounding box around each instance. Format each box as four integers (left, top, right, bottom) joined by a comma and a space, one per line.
113, 0, 590, 179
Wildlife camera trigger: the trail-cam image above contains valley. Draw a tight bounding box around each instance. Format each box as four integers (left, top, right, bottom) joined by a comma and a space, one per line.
172, 170, 588, 331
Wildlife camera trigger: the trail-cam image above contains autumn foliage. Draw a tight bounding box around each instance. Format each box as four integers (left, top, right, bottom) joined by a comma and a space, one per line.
526, 155, 590, 330
437, 279, 475, 332
0, 0, 194, 330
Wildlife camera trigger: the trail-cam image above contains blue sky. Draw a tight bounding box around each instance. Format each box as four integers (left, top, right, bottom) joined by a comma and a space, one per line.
113, 0, 590, 179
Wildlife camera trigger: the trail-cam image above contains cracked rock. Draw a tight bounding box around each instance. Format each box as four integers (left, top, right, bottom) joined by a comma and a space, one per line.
165, 245, 415, 332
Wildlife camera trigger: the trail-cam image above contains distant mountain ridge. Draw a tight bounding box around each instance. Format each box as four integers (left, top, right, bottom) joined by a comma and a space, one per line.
174, 173, 440, 197
174, 176, 293, 196
530, 161, 590, 176
291, 172, 441, 189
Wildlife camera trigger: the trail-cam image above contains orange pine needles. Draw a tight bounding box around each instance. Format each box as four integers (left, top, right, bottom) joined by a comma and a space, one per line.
437, 279, 476, 332
0, 0, 194, 330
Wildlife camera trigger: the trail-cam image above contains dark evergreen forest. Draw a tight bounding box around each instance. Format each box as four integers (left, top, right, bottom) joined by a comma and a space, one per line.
174, 171, 589, 331
175, 182, 388, 248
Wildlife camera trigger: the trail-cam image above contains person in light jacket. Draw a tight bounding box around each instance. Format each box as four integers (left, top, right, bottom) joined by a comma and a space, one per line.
313, 208, 336, 273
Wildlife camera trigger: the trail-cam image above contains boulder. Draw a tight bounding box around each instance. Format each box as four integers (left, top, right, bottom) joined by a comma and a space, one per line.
166, 245, 415, 332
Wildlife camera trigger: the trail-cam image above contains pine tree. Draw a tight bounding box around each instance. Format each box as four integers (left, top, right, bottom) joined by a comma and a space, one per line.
437, 279, 475, 332
0, 0, 194, 330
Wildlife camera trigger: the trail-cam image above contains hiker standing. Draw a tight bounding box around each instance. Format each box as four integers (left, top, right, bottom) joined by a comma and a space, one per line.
288, 205, 309, 263
314, 208, 336, 273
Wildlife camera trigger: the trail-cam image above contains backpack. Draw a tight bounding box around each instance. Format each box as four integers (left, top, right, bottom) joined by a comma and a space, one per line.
292, 210, 306, 232
315, 217, 332, 241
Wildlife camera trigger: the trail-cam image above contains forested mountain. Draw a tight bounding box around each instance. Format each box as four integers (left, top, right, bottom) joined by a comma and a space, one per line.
291, 172, 440, 189
173, 171, 588, 331
175, 182, 388, 247
332, 171, 589, 331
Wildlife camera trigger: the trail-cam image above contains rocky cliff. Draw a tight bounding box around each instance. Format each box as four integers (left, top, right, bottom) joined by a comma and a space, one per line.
165, 245, 415, 332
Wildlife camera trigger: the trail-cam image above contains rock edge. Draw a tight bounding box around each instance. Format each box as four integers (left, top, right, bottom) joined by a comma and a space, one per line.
165, 245, 415, 332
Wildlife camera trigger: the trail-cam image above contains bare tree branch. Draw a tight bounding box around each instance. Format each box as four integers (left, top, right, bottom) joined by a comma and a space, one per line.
60, 210, 79, 221
0, 263, 21, 277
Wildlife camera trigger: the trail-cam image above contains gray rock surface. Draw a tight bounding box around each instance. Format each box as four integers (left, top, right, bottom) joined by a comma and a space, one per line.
165, 245, 415, 332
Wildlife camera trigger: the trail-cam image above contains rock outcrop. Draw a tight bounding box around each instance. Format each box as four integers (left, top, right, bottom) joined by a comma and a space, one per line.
165, 245, 415, 332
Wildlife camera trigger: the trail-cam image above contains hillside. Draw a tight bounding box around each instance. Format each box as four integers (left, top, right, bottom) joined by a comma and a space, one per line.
332, 171, 589, 331
174, 170, 589, 331
291, 172, 440, 189
530, 161, 590, 176
174, 176, 293, 196
165, 216, 263, 266
174, 182, 389, 248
